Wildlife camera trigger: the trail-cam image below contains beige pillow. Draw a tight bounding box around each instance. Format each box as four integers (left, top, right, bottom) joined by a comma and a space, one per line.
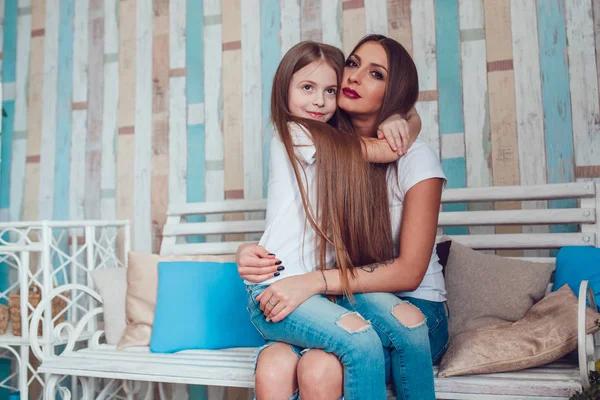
439, 285, 600, 377
444, 238, 554, 336
91, 267, 127, 345
118, 252, 237, 349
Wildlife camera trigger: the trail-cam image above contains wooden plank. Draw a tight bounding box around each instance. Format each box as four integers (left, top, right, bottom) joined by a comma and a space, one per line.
169, 0, 187, 206
151, 0, 169, 253
442, 182, 595, 202
260, 0, 281, 197
204, 0, 224, 243
459, 0, 494, 239
85, 0, 103, 220
510, 0, 549, 257
70, 0, 88, 225
565, 0, 600, 169
320, 0, 342, 48
53, 0, 74, 222
300, 0, 321, 41
9, 0, 31, 222
411, 0, 439, 155
387, 0, 412, 55
134, 0, 152, 252
100, 0, 118, 224
436, 0, 467, 236
280, 0, 300, 55
242, 0, 262, 203
364, 0, 386, 35
163, 208, 595, 236
342, 0, 365, 55
0, 0, 17, 219
185, 0, 204, 248
483, 0, 521, 256
222, 0, 244, 243
116, 0, 135, 258
23, 0, 45, 222
594, 0, 600, 102
38, 0, 59, 220
538, 0, 577, 235
167, 199, 267, 215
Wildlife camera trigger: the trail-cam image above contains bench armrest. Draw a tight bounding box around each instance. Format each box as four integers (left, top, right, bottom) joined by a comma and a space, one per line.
578, 280, 598, 388
30, 284, 106, 361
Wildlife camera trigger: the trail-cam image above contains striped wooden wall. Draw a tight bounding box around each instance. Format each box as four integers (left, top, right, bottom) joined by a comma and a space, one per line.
0, 0, 599, 259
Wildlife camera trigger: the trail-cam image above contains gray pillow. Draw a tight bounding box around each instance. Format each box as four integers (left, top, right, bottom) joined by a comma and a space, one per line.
444, 238, 554, 336
91, 267, 127, 345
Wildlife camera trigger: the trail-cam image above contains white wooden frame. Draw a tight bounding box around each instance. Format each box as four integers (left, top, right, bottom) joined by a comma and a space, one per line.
31, 182, 599, 399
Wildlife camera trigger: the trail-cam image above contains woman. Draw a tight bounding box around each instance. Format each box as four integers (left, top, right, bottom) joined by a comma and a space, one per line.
239, 35, 448, 400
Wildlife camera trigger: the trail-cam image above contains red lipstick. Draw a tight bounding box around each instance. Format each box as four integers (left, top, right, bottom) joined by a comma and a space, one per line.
342, 87, 361, 99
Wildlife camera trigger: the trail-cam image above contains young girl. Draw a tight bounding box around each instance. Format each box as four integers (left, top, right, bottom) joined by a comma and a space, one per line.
246, 41, 415, 400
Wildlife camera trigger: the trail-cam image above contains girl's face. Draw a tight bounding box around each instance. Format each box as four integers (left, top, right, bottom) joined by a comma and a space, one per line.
338, 41, 388, 118
288, 60, 338, 122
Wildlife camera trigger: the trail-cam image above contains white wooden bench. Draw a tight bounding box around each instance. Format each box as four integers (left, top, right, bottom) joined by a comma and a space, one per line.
30, 182, 600, 400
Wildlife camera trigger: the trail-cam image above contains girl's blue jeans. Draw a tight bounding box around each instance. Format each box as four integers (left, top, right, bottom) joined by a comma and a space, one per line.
247, 285, 449, 400
247, 284, 387, 400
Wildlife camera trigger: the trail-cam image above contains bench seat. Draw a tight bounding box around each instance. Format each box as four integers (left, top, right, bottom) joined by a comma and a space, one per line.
38, 344, 583, 399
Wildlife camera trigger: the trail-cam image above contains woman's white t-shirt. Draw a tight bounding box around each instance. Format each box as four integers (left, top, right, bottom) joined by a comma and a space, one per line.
254, 125, 447, 303
387, 139, 447, 302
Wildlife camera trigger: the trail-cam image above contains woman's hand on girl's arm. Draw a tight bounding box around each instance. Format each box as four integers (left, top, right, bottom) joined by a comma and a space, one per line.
236, 242, 282, 283
377, 107, 422, 155
312, 177, 443, 294
256, 273, 324, 322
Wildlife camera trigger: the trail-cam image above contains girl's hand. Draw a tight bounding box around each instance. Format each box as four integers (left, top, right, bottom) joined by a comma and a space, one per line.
236, 242, 282, 283
377, 114, 411, 156
256, 273, 323, 323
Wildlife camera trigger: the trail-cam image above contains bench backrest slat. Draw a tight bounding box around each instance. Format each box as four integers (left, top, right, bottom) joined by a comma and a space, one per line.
160, 183, 599, 260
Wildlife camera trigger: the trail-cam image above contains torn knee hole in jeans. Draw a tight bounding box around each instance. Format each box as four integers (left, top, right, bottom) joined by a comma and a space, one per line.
336, 312, 372, 334
392, 302, 426, 329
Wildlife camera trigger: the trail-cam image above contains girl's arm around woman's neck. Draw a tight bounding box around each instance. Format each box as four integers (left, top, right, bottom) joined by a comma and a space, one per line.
306, 177, 443, 295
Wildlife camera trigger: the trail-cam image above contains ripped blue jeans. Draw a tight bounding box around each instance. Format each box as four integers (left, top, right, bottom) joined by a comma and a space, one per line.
338, 293, 438, 400
246, 284, 387, 400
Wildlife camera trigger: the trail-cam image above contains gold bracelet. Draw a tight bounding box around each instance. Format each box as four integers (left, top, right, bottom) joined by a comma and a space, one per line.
320, 270, 328, 295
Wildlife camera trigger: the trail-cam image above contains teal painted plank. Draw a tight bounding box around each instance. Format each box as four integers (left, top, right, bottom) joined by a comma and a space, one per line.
0, 0, 17, 211
538, 0, 577, 235
435, 0, 467, 234
260, 0, 280, 198
53, 0, 74, 221
0, 1, 18, 389
435, 0, 464, 135
186, 0, 206, 249
442, 157, 468, 235
52, 0, 75, 287
187, 0, 204, 105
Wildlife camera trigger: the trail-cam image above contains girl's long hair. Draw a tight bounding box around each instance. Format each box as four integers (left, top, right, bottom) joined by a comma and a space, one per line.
271, 41, 393, 297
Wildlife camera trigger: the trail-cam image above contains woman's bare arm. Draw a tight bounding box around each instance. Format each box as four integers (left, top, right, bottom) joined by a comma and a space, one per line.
310, 177, 443, 294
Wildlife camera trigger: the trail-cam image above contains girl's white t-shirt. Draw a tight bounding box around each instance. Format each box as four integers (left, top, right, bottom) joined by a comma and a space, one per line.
251, 123, 335, 286
253, 125, 447, 303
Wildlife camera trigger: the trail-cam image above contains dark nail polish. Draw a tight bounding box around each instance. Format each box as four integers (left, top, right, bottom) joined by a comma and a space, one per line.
274, 272, 281, 277
277, 266, 285, 271
275, 260, 282, 265
268, 253, 275, 256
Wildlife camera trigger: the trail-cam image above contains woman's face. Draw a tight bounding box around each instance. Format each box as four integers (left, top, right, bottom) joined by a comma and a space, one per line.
337, 41, 388, 118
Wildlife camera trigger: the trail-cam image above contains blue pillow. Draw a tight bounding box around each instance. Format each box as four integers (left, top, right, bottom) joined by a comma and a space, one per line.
553, 247, 600, 310
150, 260, 266, 353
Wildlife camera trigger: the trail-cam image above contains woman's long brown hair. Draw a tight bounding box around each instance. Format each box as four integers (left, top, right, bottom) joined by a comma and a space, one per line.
337, 34, 420, 278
